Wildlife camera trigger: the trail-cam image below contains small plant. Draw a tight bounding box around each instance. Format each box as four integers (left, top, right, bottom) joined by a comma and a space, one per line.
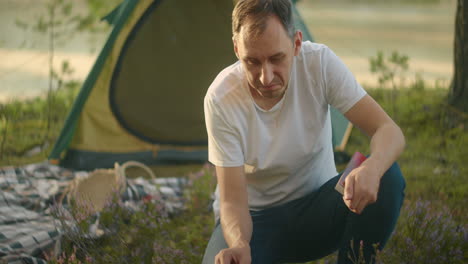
14, 0, 115, 144
46, 246, 92, 264
314, 200, 466, 264
369, 51, 409, 120
16, 0, 78, 141
348, 240, 366, 264
0, 101, 24, 159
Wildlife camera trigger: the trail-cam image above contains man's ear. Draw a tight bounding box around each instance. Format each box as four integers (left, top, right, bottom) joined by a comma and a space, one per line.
293, 30, 303, 56
233, 37, 240, 59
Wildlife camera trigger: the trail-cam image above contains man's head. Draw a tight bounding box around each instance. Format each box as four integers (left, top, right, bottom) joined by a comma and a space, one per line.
232, 0, 302, 100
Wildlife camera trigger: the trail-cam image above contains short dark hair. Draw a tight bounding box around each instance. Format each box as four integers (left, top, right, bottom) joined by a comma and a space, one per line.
232, 0, 295, 40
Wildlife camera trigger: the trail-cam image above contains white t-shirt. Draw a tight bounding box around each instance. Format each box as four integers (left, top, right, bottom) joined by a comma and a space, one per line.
204, 41, 366, 221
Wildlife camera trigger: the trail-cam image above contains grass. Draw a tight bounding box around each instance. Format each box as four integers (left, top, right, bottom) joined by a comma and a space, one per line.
0, 85, 78, 166
351, 86, 467, 218
1, 80, 467, 263
296, 83, 467, 263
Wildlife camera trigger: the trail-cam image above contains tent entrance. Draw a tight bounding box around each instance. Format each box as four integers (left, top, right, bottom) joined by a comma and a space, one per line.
110, 0, 236, 145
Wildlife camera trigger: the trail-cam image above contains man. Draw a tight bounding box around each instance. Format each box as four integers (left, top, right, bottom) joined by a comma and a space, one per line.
202, 0, 406, 263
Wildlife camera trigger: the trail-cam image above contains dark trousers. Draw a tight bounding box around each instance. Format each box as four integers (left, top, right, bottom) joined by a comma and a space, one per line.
202, 162, 406, 264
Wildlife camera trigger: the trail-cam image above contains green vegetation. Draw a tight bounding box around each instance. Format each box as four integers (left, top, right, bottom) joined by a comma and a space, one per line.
1, 0, 120, 167
299, 79, 467, 263
1, 79, 466, 263
370, 50, 409, 120
0, 83, 79, 166
303, 0, 454, 4
1, 50, 466, 263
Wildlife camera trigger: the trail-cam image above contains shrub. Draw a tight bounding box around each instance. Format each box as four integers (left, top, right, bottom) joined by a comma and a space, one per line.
375, 200, 467, 264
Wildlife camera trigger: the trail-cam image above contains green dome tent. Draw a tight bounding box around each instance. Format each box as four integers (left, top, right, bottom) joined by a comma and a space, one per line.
49, 0, 351, 170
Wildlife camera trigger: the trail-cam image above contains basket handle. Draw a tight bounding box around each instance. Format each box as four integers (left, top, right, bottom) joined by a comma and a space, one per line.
116, 161, 157, 181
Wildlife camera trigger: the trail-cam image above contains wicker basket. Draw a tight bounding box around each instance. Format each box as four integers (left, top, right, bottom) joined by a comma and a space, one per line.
67, 161, 156, 216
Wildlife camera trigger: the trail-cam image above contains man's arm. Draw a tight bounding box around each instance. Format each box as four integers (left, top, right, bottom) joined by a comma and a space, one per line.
343, 94, 405, 214
215, 166, 252, 264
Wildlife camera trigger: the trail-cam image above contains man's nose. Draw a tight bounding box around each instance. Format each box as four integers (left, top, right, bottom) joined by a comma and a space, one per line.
260, 63, 274, 86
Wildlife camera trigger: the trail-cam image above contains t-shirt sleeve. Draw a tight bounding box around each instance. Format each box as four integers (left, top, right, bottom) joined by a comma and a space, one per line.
204, 96, 244, 167
321, 46, 367, 113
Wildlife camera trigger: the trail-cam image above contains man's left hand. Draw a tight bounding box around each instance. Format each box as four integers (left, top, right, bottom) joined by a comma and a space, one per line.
342, 164, 381, 214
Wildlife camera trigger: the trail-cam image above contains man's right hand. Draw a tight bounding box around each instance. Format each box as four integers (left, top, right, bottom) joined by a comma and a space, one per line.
215, 246, 251, 264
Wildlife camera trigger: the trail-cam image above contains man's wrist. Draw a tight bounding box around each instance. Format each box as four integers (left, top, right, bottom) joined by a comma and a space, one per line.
363, 155, 386, 179
231, 240, 250, 249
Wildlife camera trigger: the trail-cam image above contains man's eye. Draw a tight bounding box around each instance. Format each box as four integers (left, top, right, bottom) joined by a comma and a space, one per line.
270, 56, 284, 63
245, 59, 259, 66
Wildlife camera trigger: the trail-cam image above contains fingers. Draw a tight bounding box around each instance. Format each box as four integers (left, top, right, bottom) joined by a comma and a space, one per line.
353, 198, 365, 214
342, 176, 364, 214
343, 167, 381, 214
215, 250, 234, 264
215, 248, 250, 264
343, 174, 354, 212
346, 195, 365, 214
239, 254, 251, 264
347, 187, 377, 215
343, 174, 354, 200
356, 182, 378, 214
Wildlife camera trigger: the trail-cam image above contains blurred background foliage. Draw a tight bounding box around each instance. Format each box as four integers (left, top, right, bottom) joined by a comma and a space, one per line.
0, 0, 466, 263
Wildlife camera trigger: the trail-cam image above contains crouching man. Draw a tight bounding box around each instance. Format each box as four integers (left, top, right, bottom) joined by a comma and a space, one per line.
202, 0, 406, 263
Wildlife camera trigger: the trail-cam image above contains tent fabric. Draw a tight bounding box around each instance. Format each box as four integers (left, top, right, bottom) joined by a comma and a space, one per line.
109, 0, 234, 145
69, 0, 159, 152
49, 0, 145, 160
49, 0, 351, 171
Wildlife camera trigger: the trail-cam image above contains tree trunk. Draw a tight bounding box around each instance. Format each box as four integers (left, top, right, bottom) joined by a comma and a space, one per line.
449, 0, 468, 113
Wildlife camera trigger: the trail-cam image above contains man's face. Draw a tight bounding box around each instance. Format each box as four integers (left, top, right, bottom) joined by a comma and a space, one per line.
234, 15, 302, 100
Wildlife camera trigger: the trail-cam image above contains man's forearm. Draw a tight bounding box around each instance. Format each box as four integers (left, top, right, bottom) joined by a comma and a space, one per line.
220, 202, 253, 248
364, 122, 405, 178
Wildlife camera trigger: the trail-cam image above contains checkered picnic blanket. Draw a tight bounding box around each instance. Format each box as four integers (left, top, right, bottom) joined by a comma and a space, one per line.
0, 162, 191, 263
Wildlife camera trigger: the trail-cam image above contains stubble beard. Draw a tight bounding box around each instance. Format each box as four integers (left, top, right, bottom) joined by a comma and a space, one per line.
251, 84, 286, 100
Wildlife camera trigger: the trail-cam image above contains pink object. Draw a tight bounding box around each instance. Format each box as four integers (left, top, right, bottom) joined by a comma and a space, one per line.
335, 152, 367, 195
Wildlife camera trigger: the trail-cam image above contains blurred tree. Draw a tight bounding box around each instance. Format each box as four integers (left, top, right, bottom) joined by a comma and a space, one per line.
15, 0, 121, 143
369, 50, 409, 121
449, 0, 467, 113
86, 0, 122, 20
